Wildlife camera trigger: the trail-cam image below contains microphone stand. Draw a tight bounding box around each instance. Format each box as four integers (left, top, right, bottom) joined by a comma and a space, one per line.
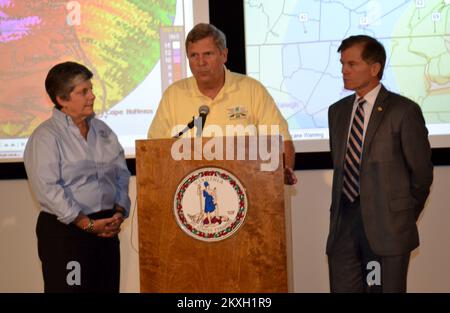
174, 116, 195, 138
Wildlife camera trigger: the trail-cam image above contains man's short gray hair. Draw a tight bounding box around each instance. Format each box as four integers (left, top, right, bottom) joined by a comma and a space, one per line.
185, 23, 227, 52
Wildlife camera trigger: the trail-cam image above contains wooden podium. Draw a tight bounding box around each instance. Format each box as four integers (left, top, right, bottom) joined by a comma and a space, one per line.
135, 136, 287, 292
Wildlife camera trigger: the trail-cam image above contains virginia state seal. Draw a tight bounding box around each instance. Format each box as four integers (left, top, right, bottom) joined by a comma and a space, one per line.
173, 167, 248, 242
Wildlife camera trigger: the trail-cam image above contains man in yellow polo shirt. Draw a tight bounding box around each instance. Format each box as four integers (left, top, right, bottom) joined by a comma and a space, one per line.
148, 23, 297, 185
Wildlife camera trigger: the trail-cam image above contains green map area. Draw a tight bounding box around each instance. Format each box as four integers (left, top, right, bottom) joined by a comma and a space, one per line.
391, 1, 450, 123
0, 0, 176, 138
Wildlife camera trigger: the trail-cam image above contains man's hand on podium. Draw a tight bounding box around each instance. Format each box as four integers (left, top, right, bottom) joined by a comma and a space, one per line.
284, 167, 297, 185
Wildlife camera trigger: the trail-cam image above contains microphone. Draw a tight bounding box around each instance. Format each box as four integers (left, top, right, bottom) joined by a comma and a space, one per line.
195, 105, 210, 137
173, 105, 210, 138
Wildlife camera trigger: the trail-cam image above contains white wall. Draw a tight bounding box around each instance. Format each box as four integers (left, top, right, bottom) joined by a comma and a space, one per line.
289, 167, 450, 292
1, 167, 449, 292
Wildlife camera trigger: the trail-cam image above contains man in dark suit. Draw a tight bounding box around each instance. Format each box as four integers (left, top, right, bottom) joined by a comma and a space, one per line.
327, 35, 433, 293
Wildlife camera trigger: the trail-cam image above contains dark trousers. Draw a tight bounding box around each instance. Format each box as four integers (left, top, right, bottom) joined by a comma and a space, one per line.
36, 210, 120, 293
328, 197, 410, 293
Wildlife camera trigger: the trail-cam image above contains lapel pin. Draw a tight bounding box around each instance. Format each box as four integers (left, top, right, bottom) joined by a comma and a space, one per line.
377, 106, 382, 112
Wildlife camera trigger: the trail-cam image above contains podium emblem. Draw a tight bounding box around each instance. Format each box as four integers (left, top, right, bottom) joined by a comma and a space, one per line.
174, 167, 248, 242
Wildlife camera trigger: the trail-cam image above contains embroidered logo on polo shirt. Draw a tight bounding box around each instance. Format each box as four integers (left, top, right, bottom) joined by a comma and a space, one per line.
227, 106, 248, 120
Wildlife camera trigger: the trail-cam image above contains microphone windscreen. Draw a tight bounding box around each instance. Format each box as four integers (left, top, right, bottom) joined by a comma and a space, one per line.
198, 105, 210, 116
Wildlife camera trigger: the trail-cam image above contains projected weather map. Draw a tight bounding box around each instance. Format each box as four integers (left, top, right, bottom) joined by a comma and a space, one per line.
0, 0, 449, 160
245, 0, 450, 151
0, 0, 194, 159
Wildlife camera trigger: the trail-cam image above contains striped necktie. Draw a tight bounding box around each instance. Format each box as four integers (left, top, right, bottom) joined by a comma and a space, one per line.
342, 97, 366, 203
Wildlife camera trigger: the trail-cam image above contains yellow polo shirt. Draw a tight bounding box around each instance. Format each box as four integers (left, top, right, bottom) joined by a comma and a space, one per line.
147, 69, 292, 141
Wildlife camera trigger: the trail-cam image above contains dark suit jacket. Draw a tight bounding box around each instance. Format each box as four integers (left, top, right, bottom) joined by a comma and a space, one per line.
327, 85, 433, 256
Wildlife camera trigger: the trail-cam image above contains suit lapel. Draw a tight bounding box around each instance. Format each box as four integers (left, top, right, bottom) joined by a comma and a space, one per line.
362, 85, 389, 161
